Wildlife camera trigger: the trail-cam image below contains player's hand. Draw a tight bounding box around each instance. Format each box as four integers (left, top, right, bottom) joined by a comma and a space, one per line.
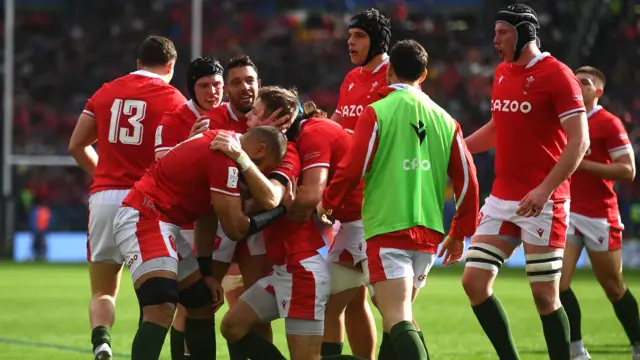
282, 177, 298, 210
345, 129, 354, 135
315, 203, 334, 225
437, 236, 464, 265
202, 276, 225, 313
190, 116, 210, 138
210, 132, 243, 160
516, 185, 551, 217
257, 107, 292, 128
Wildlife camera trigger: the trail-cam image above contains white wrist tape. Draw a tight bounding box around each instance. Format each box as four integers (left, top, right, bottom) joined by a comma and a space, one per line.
236, 152, 252, 172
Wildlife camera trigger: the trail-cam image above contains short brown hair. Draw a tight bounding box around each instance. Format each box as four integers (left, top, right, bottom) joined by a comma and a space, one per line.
138, 36, 178, 67
257, 86, 300, 120
225, 55, 258, 80
575, 66, 606, 87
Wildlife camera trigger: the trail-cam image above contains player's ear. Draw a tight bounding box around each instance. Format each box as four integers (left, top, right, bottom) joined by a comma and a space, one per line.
418, 69, 428, 85
595, 88, 604, 98
258, 79, 262, 88
165, 61, 175, 75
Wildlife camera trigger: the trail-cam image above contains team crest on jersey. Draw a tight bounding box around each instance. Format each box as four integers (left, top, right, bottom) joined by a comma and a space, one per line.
370, 81, 379, 92
524, 76, 535, 89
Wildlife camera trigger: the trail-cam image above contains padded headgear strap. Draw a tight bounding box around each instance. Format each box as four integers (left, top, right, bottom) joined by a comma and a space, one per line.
187, 57, 223, 109
495, 4, 540, 61
349, 8, 391, 66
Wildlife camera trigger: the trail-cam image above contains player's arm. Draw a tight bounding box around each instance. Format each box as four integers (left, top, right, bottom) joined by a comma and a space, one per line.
447, 123, 480, 241
321, 106, 379, 211
154, 112, 182, 160
331, 112, 342, 124
538, 71, 590, 194
539, 113, 589, 194
579, 121, 635, 181
68, 112, 99, 175
209, 161, 288, 241
194, 211, 218, 272
464, 118, 496, 154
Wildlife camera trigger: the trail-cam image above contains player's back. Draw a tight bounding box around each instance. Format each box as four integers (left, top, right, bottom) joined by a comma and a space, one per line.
88, 70, 185, 193
490, 53, 585, 201
263, 143, 325, 265
571, 107, 630, 219
298, 117, 362, 221
127, 130, 236, 225
336, 59, 389, 131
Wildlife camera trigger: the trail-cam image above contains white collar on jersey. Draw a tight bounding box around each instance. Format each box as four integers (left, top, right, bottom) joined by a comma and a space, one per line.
587, 105, 603, 119
389, 83, 424, 93
361, 57, 390, 74
226, 102, 239, 121
187, 100, 201, 117
525, 52, 550, 69
130, 69, 165, 79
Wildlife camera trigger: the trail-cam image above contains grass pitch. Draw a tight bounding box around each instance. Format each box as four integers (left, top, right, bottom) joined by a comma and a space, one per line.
0, 262, 636, 359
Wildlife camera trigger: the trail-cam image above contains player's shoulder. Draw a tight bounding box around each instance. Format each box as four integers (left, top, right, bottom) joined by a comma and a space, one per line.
594, 107, 626, 130
538, 55, 575, 77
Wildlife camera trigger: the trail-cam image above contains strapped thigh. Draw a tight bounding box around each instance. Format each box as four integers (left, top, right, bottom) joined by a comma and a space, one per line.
464, 243, 509, 274
525, 249, 563, 283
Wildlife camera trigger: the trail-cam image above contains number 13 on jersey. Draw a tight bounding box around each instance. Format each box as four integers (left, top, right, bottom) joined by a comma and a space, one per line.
109, 99, 147, 145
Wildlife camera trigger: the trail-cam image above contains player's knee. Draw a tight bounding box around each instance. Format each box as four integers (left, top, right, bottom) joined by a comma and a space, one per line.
531, 287, 558, 312
136, 277, 179, 325
601, 278, 626, 301
178, 277, 212, 310
461, 271, 491, 303
220, 312, 248, 341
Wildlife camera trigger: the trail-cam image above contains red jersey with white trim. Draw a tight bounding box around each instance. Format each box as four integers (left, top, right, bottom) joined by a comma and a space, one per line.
122, 130, 240, 225
322, 86, 479, 252
570, 106, 632, 220
296, 117, 362, 222
263, 143, 325, 265
83, 70, 186, 194
207, 102, 249, 133
490, 53, 586, 201
335, 59, 389, 132
154, 100, 205, 153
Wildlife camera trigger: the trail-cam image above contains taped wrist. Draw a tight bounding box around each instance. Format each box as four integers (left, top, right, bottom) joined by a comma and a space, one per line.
236, 152, 251, 172
197, 257, 212, 277
246, 205, 287, 236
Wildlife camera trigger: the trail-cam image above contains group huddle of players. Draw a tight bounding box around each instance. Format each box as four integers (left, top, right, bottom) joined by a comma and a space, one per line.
67, 3, 638, 360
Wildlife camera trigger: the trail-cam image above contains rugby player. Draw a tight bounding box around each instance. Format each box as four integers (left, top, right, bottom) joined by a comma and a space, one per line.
559, 66, 638, 360
154, 56, 224, 360
319, 39, 479, 360
205, 55, 278, 341
463, 4, 589, 359
112, 126, 288, 360
324, 8, 391, 358
68, 35, 186, 360
213, 87, 330, 360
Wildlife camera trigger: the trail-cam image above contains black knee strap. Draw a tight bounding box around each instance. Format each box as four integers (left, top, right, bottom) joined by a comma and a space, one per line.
136, 277, 179, 308
179, 277, 212, 309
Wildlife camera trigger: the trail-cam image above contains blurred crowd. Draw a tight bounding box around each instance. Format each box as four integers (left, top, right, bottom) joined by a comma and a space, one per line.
5, 0, 640, 237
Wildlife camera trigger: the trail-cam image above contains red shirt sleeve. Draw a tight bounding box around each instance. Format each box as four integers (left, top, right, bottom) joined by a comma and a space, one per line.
604, 116, 632, 159
322, 106, 378, 210
297, 129, 333, 172
155, 110, 189, 153
447, 122, 480, 240
83, 84, 107, 118
207, 152, 241, 197
270, 143, 301, 182
552, 65, 586, 123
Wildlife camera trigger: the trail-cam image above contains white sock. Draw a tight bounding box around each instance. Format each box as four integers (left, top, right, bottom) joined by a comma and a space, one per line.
570, 340, 585, 355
